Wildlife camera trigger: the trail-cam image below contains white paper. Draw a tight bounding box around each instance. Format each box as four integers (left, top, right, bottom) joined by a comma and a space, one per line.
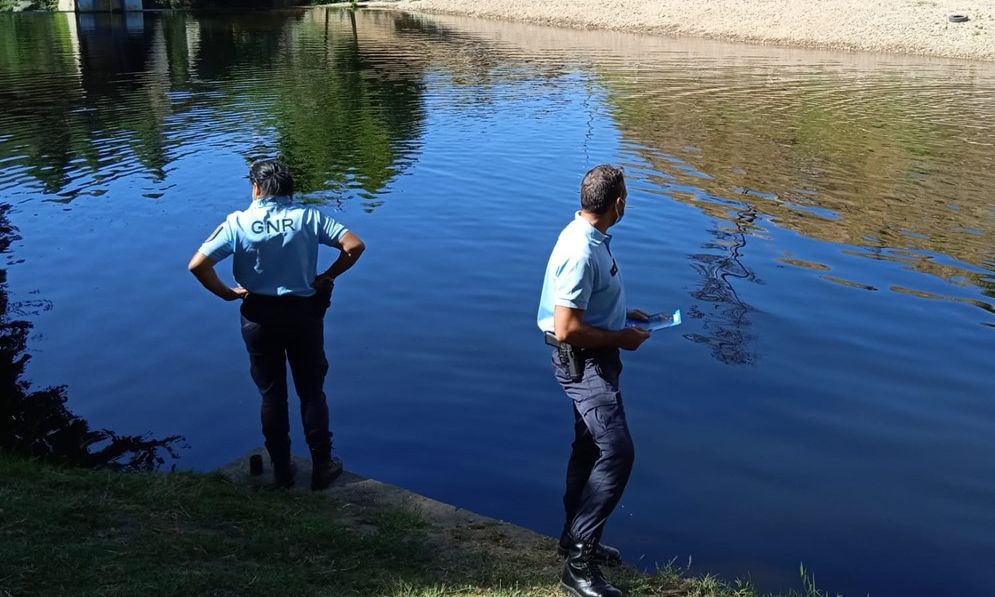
625, 309, 682, 332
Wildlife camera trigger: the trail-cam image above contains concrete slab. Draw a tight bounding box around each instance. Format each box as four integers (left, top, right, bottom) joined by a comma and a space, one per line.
218, 448, 558, 562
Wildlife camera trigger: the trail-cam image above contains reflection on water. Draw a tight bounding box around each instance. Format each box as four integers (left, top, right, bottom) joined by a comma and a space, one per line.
0, 10, 425, 208
604, 49, 995, 314
1, 9, 994, 596
685, 205, 758, 366
257, 11, 426, 204
0, 204, 181, 469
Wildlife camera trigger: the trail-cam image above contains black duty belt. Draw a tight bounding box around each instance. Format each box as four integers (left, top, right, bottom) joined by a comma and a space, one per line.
244, 293, 314, 304
544, 331, 615, 382
242, 287, 332, 318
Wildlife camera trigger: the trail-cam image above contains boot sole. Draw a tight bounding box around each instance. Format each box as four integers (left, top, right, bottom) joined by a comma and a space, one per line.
560, 580, 625, 597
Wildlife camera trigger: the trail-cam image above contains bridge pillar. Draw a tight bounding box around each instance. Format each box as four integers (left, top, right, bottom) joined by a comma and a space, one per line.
76, 0, 143, 11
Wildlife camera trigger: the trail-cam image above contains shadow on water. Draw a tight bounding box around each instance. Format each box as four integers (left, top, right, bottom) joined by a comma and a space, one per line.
684, 204, 759, 366
0, 204, 182, 469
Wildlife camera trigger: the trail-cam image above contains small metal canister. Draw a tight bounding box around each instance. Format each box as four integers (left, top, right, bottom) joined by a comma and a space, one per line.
249, 454, 264, 476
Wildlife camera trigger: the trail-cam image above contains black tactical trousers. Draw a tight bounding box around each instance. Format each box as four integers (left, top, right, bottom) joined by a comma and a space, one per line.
240, 292, 332, 464
553, 347, 635, 545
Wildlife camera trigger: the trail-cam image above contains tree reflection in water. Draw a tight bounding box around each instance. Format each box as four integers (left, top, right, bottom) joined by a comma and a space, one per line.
0, 204, 182, 470
0, 11, 429, 209
684, 204, 759, 366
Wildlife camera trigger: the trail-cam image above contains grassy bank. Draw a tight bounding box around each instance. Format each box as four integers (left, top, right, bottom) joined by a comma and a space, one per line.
0, 456, 831, 596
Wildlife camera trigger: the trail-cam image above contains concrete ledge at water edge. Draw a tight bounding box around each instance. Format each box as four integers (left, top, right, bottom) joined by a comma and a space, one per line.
219, 448, 555, 552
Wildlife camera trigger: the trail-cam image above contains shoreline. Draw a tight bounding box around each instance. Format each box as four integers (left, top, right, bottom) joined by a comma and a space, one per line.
0, 452, 834, 596
369, 0, 995, 61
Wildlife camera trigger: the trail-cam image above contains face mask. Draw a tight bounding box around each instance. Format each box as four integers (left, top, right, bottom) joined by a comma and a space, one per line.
615, 199, 625, 224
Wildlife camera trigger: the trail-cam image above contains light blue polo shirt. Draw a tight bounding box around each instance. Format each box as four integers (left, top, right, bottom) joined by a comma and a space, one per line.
537, 212, 627, 333
198, 196, 346, 297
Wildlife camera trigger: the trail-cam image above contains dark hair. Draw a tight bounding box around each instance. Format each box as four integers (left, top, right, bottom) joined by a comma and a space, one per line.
249, 159, 294, 197
580, 164, 625, 214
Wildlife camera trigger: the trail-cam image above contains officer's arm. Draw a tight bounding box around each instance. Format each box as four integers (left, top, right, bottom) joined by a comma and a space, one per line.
554, 305, 649, 351
187, 252, 247, 302
314, 231, 365, 286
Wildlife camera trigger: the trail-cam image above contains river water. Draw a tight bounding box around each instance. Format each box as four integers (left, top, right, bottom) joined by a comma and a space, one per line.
1, 9, 993, 595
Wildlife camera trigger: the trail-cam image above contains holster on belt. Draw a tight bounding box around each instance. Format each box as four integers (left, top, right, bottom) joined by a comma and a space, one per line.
312, 283, 333, 318
544, 331, 584, 382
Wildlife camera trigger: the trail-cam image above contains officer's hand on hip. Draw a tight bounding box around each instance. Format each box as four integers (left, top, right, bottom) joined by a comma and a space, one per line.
618, 327, 651, 351
227, 287, 249, 301
312, 274, 334, 290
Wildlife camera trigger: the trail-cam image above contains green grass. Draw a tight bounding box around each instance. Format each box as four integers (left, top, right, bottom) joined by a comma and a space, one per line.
0, 456, 836, 596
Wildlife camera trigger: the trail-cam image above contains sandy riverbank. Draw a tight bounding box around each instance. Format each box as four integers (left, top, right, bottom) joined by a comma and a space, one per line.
374, 0, 995, 61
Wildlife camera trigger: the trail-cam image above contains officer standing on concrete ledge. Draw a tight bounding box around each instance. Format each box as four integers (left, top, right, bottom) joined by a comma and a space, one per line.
537, 165, 651, 597
188, 159, 365, 491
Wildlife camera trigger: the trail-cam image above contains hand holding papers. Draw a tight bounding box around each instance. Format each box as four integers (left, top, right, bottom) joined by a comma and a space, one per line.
625, 309, 682, 332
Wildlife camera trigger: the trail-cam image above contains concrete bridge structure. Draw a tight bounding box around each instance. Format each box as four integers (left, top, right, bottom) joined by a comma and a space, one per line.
59, 0, 144, 12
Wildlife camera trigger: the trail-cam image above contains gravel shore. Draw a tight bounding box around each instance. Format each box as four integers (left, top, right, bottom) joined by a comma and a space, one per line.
379, 0, 995, 61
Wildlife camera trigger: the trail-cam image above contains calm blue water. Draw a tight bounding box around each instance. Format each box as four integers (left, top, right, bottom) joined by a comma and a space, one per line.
1, 9, 994, 595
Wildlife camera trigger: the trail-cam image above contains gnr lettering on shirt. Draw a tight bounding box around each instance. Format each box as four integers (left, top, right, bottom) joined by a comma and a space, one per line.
251, 219, 296, 234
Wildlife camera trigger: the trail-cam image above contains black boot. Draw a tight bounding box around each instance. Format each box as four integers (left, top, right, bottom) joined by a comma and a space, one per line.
560, 542, 624, 597
311, 455, 343, 491
557, 530, 622, 566
266, 440, 295, 489
271, 459, 296, 489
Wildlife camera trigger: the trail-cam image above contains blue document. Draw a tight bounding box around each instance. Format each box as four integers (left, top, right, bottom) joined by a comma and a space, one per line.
625, 309, 682, 332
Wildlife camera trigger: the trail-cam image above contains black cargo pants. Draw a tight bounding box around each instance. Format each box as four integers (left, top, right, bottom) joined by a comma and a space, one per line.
240, 289, 332, 465
553, 347, 635, 545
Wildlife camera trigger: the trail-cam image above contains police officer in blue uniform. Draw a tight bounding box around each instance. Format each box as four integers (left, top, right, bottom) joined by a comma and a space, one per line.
188, 159, 365, 490
538, 165, 651, 597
